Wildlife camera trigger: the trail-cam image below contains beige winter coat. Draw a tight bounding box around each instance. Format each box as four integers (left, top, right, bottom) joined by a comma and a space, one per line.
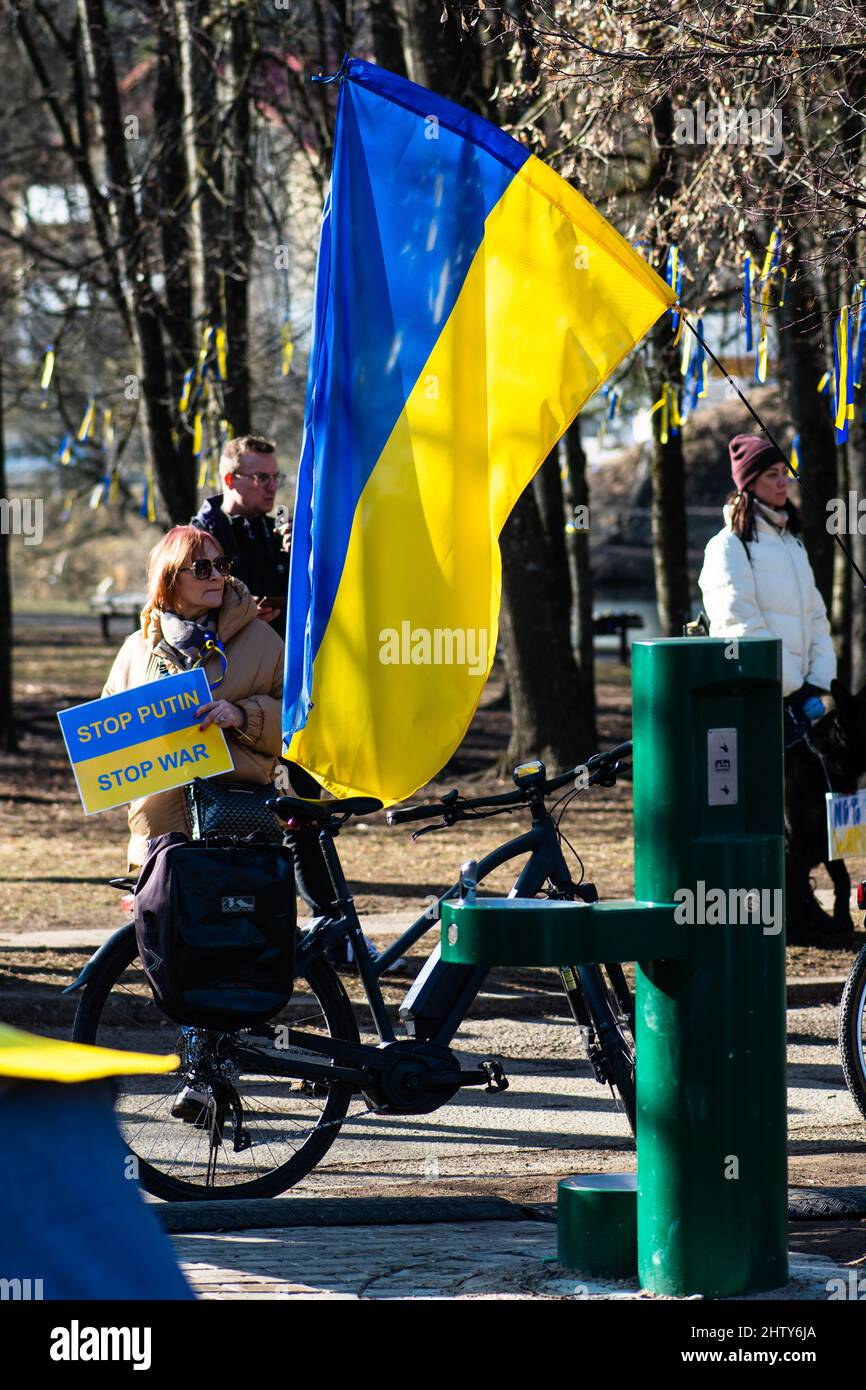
102, 579, 284, 869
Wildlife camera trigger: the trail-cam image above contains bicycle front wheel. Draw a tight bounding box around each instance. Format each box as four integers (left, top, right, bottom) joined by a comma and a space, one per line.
71, 927, 358, 1200
578, 963, 636, 1135
839, 945, 866, 1123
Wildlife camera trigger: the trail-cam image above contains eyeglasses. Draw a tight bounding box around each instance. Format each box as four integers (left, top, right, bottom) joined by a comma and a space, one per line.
234, 471, 286, 488
179, 557, 234, 581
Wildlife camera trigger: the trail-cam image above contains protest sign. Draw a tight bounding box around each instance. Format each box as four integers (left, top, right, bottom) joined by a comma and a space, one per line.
58, 669, 233, 815
826, 789, 866, 860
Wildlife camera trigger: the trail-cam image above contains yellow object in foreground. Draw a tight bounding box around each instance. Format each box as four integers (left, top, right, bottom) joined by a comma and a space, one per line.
0, 1024, 179, 1083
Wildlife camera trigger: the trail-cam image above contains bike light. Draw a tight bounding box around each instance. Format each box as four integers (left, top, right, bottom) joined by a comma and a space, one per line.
857, 882, 866, 911
512, 759, 545, 788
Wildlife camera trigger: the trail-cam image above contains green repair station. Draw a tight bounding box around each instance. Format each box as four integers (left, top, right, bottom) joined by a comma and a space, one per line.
441, 636, 787, 1298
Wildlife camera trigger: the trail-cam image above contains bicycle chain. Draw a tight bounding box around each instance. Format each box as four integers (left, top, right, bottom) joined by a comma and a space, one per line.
224, 1038, 382, 1144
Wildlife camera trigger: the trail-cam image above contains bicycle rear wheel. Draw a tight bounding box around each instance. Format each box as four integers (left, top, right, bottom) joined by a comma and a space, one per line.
72, 927, 358, 1200
839, 945, 866, 1123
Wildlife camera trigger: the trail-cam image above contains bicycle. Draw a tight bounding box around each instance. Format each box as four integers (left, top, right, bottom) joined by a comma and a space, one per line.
67, 741, 636, 1201
839, 879, 866, 1122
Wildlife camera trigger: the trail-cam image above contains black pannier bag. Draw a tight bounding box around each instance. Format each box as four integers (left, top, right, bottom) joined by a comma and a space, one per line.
133, 832, 297, 1031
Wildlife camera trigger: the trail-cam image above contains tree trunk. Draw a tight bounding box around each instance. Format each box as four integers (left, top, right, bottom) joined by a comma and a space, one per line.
152, 9, 197, 501
648, 329, 690, 634
369, 0, 407, 76
831, 441, 851, 685
0, 345, 16, 752
498, 486, 592, 769
648, 96, 690, 636
847, 419, 866, 693
564, 416, 596, 734
831, 59, 866, 686
778, 245, 836, 606
399, 1, 486, 107
153, 7, 195, 390
223, 1, 253, 433
533, 447, 572, 641
173, 0, 222, 329
80, 0, 195, 521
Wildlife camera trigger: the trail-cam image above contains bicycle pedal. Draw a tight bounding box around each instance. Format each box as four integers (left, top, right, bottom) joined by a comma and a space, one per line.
481, 1059, 509, 1093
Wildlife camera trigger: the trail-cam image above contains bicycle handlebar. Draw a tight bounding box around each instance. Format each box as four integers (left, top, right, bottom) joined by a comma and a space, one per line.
387, 801, 460, 825
385, 740, 633, 828
544, 739, 633, 793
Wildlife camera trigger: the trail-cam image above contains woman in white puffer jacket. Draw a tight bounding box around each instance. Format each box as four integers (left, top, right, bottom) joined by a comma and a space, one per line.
698, 433, 836, 701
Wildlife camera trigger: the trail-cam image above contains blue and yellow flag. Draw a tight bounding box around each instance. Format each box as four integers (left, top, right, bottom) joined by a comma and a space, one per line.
283, 58, 676, 803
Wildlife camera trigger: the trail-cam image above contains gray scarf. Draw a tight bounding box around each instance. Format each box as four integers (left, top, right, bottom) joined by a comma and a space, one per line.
154, 609, 218, 671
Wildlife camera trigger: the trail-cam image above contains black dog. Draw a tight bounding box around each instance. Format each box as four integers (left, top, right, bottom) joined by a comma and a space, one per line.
785, 679, 866, 939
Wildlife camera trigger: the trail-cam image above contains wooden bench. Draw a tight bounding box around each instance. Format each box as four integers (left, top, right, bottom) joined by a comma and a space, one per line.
89, 592, 146, 643
592, 610, 644, 663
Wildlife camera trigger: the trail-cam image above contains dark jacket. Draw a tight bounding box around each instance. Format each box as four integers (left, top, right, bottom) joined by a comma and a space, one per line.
192, 495, 288, 638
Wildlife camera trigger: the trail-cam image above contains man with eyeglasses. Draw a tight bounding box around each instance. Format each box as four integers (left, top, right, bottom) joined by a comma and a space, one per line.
191, 435, 291, 639
191, 434, 324, 801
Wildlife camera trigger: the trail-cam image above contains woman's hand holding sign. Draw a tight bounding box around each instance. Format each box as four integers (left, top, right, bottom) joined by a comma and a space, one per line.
196, 700, 247, 733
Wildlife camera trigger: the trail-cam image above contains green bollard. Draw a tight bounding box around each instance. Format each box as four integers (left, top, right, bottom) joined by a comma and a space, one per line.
558, 1175, 637, 1279
632, 637, 787, 1297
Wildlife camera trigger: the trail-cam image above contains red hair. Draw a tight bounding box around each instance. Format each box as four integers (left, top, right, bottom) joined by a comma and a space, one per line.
142, 526, 224, 627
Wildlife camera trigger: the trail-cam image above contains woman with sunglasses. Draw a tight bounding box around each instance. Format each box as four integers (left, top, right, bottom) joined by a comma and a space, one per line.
101, 526, 285, 870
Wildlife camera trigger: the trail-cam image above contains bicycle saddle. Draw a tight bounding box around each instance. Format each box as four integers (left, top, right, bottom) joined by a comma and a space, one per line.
268, 795, 383, 824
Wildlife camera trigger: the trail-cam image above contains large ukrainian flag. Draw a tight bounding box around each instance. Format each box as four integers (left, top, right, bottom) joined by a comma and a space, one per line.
284, 58, 676, 803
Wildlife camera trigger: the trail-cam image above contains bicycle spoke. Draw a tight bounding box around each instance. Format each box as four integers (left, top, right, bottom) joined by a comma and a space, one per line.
74, 936, 357, 1195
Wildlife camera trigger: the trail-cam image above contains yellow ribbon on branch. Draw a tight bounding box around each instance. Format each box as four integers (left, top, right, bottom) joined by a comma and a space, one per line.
215, 326, 228, 381
39, 346, 55, 406
281, 320, 294, 377
77, 397, 96, 442
650, 382, 683, 444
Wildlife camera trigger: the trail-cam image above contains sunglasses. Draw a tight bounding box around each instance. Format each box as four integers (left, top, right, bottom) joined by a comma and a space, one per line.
179, 557, 234, 581
234, 470, 287, 487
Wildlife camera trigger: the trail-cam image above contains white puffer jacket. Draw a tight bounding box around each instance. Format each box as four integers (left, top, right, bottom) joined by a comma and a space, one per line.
698, 507, 836, 697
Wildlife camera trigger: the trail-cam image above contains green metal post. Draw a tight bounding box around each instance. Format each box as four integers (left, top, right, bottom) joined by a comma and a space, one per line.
632, 637, 787, 1296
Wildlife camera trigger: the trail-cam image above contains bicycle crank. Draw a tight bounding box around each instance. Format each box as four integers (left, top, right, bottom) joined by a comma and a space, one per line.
362, 1042, 509, 1115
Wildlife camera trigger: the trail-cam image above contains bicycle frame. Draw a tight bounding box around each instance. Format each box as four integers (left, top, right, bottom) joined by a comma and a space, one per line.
68, 781, 633, 1111
294, 807, 588, 1048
